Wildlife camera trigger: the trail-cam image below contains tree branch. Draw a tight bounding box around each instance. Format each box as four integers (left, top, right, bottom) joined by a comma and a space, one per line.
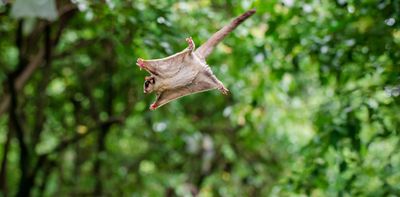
0, 127, 12, 195
32, 23, 52, 147
6, 19, 31, 197
0, 4, 78, 117
94, 42, 114, 196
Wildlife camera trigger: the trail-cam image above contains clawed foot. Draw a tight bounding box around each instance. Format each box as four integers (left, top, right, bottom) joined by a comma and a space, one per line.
150, 103, 158, 110
219, 86, 229, 95
136, 58, 145, 70
186, 37, 194, 51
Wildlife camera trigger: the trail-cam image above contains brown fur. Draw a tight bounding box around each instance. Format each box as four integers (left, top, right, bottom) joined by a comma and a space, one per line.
137, 10, 256, 110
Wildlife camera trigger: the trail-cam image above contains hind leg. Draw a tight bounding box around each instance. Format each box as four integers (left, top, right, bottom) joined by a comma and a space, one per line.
186, 37, 195, 51
202, 70, 229, 95
218, 84, 229, 95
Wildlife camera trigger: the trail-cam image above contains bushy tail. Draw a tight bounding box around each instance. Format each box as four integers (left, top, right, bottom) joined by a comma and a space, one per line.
195, 9, 256, 59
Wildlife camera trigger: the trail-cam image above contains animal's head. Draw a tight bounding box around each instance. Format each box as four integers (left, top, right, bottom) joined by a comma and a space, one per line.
144, 76, 156, 94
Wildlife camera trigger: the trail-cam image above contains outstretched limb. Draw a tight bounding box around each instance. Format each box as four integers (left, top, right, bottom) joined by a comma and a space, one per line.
149, 89, 186, 110
136, 58, 159, 75
218, 84, 229, 95
201, 69, 230, 95
136, 38, 196, 77
136, 58, 145, 69
150, 102, 158, 110
148, 72, 229, 110
148, 89, 195, 110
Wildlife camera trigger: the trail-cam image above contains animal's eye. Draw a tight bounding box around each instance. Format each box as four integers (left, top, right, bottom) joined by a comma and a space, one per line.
145, 81, 149, 87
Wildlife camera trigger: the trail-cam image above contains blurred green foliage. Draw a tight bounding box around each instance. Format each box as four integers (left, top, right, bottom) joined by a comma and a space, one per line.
0, 0, 399, 196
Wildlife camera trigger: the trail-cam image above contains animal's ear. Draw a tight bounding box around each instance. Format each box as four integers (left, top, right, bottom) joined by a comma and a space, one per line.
145, 76, 155, 84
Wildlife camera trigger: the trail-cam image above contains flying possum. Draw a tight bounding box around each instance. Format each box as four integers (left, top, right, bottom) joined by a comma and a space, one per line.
137, 9, 256, 110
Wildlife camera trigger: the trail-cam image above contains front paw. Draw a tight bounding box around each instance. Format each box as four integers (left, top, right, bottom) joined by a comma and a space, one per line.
150, 103, 158, 110
136, 58, 145, 70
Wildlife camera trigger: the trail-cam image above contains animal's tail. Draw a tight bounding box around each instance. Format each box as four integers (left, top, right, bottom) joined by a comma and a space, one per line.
195, 9, 256, 59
